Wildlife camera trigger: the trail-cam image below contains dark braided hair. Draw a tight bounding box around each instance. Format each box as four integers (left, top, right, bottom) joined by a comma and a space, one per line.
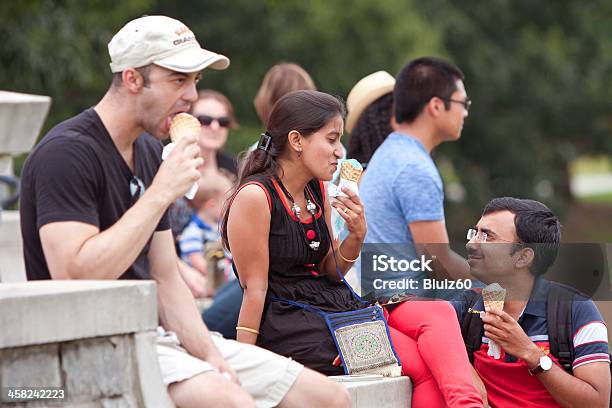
347, 92, 394, 166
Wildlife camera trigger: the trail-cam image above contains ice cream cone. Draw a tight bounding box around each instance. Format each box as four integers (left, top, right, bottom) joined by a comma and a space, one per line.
482, 283, 506, 312
340, 159, 363, 183
169, 113, 201, 143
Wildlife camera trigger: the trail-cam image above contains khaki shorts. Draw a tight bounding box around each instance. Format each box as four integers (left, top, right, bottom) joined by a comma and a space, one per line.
156, 328, 303, 407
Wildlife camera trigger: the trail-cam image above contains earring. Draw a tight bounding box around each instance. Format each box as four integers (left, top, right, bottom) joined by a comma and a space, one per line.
297, 148, 302, 158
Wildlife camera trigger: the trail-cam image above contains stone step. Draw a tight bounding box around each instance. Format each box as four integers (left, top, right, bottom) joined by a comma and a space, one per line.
0, 280, 172, 407
0, 280, 158, 348
332, 376, 411, 408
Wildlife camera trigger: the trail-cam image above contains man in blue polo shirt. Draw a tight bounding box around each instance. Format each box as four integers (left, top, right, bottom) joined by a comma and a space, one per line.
454, 197, 610, 407
359, 57, 473, 299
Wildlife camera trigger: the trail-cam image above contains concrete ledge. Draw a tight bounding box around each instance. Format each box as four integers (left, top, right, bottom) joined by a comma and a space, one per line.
335, 377, 411, 408
0, 210, 26, 283
0, 90, 51, 155
134, 331, 174, 407
0, 280, 157, 348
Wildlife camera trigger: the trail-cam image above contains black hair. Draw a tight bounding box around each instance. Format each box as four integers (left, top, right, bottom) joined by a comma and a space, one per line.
347, 92, 393, 166
220, 90, 345, 250
483, 197, 561, 276
394, 57, 464, 124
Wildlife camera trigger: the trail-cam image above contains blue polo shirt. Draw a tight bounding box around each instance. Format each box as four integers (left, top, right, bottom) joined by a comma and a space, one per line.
360, 131, 444, 246
358, 132, 445, 298
452, 277, 610, 407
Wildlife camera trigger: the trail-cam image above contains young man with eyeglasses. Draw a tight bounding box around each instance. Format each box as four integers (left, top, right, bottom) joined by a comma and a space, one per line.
454, 197, 610, 407
20, 15, 350, 408
359, 56, 473, 299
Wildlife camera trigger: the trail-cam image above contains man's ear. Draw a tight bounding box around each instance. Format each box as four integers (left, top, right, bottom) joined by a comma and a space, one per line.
287, 130, 302, 154
122, 68, 144, 93
426, 97, 445, 118
515, 246, 535, 270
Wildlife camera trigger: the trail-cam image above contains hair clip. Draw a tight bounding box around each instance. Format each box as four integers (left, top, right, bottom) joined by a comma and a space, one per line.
257, 131, 272, 152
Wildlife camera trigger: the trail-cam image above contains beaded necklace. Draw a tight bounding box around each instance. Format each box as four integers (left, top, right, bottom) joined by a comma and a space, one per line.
275, 177, 322, 251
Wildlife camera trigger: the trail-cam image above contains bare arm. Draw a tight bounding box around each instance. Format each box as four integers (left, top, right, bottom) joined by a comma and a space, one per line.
535, 361, 610, 408
177, 259, 208, 298
187, 252, 208, 276
409, 220, 471, 280
40, 134, 202, 280
149, 229, 238, 382
227, 185, 271, 344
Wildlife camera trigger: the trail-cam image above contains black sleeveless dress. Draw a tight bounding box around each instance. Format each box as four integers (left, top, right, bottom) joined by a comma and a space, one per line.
235, 175, 365, 375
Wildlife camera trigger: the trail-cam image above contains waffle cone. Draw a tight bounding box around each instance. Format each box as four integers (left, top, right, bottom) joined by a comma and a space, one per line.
169, 113, 201, 143
340, 159, 363, 183
482, 283, 506, 311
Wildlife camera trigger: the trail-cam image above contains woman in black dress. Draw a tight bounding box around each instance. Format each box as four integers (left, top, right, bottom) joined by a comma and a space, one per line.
221, 90, 367, 374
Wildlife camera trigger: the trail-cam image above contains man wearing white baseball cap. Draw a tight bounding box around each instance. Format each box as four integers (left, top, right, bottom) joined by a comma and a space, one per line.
21, 15, 350, 408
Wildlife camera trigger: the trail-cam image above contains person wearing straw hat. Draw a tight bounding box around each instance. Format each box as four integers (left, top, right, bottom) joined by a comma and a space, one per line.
20, 15, 350, 408
346, 70, 396, 168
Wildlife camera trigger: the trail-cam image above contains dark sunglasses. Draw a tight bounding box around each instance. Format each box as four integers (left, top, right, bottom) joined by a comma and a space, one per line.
196, 115, 231, 128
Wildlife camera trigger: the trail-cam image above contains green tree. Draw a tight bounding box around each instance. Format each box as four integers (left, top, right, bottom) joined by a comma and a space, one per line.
415, 0, 612, 226
1, 0, 153, 126
155, 0, 442, 151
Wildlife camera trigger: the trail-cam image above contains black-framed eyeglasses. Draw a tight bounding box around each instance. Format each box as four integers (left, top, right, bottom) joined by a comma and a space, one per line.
441, 97, 472, 111
130, 176, 145, 201
196, 115, 231, 128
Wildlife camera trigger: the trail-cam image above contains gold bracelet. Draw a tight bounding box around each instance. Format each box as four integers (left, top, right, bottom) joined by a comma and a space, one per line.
236, 326, 260, 335
338, 245, 359, 263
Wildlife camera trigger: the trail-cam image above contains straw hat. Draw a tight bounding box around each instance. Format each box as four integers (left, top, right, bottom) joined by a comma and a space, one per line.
345, 71, 395, 133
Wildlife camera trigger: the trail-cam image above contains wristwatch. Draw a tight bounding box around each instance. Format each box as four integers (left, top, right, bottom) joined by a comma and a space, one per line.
528, 355, 553, 376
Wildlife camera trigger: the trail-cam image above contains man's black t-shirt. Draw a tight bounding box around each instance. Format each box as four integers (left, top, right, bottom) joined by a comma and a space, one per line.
20, 108, 170, 280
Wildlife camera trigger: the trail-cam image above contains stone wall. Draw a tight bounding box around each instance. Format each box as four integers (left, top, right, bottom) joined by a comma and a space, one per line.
0, 281, 173, 407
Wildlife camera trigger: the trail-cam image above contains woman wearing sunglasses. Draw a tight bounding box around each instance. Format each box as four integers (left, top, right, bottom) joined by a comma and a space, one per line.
169, 90, 239, 300
191, 89, 239, 179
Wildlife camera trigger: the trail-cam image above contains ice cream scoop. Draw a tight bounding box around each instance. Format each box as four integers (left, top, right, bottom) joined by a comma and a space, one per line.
482, 283, 506, 312
328, 159, 363, 239
340, 159, 363, 183
169, 112, 201, 143
162, 113, 201, 199
482, 282, 506, 359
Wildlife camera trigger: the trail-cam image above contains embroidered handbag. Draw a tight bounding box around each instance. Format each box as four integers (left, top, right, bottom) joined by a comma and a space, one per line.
270, 218, 402, 376
269, 295, 402, 376
324, 304, 402, 376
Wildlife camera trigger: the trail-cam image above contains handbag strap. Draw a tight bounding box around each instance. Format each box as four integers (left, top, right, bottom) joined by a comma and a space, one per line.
268, 294, 328, 317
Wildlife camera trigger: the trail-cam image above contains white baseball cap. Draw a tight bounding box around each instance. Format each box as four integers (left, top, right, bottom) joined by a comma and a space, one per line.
108, 15, 230, 73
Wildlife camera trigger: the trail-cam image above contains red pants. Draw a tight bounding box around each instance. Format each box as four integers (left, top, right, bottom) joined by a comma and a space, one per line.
388, 300, 484, 408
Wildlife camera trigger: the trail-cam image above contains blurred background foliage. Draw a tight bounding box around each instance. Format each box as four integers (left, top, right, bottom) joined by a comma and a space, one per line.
2, 0, 612, 242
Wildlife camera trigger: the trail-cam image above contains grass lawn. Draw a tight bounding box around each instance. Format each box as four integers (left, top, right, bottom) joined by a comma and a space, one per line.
580, 191, 612, 204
